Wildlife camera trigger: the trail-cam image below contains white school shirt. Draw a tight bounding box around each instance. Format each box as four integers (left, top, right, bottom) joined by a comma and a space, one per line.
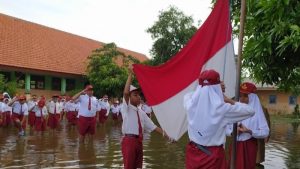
184, 84, 255, 146
99, 100, 110, 116
141, 104, 152, 115
12, 101, 29, 115
33, 106, 48, 117
226, 93, 270, 141
121, 98, 157, 135
110, 105, 120, 114
77, 94, 98, 117
27, 100, 37, 111
3, 103, 12, 113
47, 101, 63, 114
64, 101, 78, 112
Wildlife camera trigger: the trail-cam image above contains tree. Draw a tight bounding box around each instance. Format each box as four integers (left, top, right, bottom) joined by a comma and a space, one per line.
0, 74, 18, 96
86, 43, 140, 98
226, 0, 300, 94
147, 6, 198, 65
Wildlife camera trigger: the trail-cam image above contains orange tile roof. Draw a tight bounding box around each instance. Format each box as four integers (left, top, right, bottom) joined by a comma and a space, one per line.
0, 13, 148, 75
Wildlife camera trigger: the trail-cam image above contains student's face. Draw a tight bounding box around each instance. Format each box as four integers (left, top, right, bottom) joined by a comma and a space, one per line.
239, 93, 249, 104
19, 99, 26, 104
53, 97, 58, 102
86, 90, 94, 96
130, 91, 141, 106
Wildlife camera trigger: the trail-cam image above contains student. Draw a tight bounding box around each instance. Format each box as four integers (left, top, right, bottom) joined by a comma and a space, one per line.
65, 96, 79, 126
27, 94, 38, 128
33, 99, 48, 133
9, 95, 29, 136
3, 97, 12, 127
47, 94, 63, 130
227, 82, 270, 169
111, 100, 121, 123
98, 95, 110, 124
121, 66, 170, 169
72, 85, 98, 143
183, 70, 255, 169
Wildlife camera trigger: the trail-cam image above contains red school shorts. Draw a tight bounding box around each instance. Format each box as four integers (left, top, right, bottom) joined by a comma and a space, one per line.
78, 115, 96, 136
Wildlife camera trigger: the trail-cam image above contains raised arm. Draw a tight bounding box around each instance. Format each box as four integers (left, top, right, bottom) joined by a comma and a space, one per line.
8, 96, 18, 106
123, 65, 133, 105
72, 89, 86, 101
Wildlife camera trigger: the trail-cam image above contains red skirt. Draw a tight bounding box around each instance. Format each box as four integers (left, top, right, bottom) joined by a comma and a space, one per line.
47, 114, 60, 129
98, 109, 108, 123
78, 116, 96, 136
185, 142, 226, 169
122, 136, 143, 169
35, 117, 46, 131
28, 111, 36, 127
228, 138, 257, 169
12, 113, 26, 131
66, 111, 78, 125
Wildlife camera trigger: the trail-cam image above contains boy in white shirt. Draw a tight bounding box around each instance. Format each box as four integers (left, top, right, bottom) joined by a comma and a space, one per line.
27, 94, 38, 128
72, 85, 98, 143
47, 94, 63, 130
121, 66, 170, 169
9, 95, 29, 136
111, 100, 121, 123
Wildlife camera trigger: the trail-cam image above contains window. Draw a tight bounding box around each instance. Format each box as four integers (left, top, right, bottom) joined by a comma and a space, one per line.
269, 95, 277, 104
15, 72, 25, 88
289, 96, 297, 105
31, 75, 45, 89
52, 77, 61, 91
66, 79, 76, 91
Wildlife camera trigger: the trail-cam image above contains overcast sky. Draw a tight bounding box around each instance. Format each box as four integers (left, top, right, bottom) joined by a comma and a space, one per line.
0, 0, 213, 57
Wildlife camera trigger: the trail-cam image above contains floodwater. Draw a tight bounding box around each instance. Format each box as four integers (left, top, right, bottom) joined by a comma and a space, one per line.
0, 118, 299, 169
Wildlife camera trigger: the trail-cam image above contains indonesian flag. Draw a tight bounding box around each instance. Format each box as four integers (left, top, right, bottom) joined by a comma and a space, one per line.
133, 0, 236, 141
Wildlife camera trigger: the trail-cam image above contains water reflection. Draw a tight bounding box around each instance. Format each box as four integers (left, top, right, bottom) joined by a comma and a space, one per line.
0, 119, 299, 169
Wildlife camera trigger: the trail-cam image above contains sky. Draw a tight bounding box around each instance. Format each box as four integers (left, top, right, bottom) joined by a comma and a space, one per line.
0, 0, 213, 58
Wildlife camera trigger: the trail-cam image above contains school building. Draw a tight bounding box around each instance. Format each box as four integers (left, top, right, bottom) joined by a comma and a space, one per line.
0, 13, 148, 98
245, 79, 299, 115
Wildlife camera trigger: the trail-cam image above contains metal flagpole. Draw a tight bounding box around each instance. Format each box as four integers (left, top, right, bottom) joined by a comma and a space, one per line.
230, 0, 247, 169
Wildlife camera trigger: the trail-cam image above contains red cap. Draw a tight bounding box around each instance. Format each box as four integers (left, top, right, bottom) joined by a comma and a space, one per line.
18, 95, 26, 100
85, 85, 93, 90
240, 82, 257, 94
38, 99, 45, 107
198, 69, 221, 86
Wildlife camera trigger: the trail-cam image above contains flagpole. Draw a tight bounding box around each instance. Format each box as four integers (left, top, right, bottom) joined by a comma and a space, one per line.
230, 0, 247, 169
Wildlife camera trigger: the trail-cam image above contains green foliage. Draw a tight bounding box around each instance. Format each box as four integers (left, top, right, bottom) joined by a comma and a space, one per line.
0, 74, 18, 96
146, 6, 198, 65
226, 0, 300, 94
86, 43, 139, 98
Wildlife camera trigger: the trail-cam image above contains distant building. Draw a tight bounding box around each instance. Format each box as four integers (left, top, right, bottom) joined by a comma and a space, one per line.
244, 79, 298, 114
0, 13, 148, 98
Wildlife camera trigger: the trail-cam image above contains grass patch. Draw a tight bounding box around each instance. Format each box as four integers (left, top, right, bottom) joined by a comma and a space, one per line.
271, 114, 300, 123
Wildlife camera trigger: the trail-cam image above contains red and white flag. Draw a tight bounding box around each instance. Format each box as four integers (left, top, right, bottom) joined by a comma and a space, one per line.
133, 0, 236, 140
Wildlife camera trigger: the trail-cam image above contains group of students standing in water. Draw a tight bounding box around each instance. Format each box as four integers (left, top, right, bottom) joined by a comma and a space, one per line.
0, 67, 270, 169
